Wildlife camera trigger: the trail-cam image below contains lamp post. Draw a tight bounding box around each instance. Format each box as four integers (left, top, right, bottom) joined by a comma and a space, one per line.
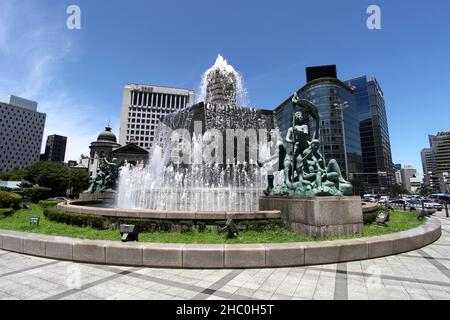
333, 102, 349, 179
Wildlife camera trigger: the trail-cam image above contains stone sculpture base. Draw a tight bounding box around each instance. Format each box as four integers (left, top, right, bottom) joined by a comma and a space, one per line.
259, 196, 363, 238
78, 192, 115, 201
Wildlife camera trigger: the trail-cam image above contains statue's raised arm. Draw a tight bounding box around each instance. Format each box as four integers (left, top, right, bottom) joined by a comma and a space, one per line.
291, 94, 320, 140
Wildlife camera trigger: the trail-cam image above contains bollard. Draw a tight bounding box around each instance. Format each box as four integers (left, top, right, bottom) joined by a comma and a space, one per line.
444, 201, 448, 217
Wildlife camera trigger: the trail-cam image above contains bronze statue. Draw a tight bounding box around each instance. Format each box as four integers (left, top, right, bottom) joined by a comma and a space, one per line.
269, 93, 353, 197
85, 158, 121, 194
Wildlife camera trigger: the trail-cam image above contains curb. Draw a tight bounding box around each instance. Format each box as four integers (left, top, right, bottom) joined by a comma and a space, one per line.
0, 218, 441, 269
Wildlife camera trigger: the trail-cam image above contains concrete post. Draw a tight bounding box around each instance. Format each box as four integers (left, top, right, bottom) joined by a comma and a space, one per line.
445, 201, 449, 218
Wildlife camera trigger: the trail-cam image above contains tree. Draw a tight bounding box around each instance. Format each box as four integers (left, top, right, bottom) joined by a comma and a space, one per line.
419, 185, 432, 197
360, 182, 371, 194
23, 161, 70, 197
392, 183, 409, 197
68, 169, 90, 198
0, 169, 24, 181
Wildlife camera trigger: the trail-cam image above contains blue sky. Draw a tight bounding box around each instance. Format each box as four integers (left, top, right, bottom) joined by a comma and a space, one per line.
1, 0, 449, 176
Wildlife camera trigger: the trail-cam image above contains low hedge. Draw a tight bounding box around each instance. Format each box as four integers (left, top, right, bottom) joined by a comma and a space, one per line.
363, 210, 379, 224
0, 190, 22, 209
0, 208, 14, 218
23, 187, 52, 203
38, 200, 65, 208
43, 206, 283, 233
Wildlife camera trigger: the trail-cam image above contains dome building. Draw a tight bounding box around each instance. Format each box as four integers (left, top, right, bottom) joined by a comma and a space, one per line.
89, 126, 121, 161
87, 126, 148, 176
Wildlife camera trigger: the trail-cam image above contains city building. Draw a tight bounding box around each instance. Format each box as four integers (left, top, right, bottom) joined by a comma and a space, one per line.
394, 163, 402, 184
346, 76, 394, 194
88, 126, 148, 176
118, 84, 195, 150
421, 132, 450, 193
400, 165, 420, 194
41, 134, 67, 162
0, 95, 46, 172
430, 132, 450, 174
421, 147, 439, 193
68, 160, 78, 167
274, 66, 363, 184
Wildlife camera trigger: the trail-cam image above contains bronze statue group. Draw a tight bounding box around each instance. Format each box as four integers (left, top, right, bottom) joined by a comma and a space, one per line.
268, 93, 353, 197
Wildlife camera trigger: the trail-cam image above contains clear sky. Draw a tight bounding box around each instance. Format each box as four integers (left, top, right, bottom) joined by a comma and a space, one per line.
1, 0, 449, 176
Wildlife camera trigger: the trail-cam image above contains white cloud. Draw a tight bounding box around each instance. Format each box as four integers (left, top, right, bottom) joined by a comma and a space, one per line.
0, 0, 116, 162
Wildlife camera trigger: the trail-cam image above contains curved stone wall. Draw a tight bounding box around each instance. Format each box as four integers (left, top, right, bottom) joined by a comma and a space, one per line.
58, 202, 281, 220
0, 218, 441, 268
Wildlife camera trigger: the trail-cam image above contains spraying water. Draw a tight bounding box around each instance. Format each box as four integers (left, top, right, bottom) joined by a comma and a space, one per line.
116, 55, 274, 212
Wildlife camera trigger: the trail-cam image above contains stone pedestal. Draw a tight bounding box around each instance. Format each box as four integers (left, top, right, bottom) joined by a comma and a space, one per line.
259, 196, 363, 238
78, 192, 115, 201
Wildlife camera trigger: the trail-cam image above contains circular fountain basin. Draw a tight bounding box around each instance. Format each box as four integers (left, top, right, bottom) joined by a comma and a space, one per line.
59, 200, 281, 220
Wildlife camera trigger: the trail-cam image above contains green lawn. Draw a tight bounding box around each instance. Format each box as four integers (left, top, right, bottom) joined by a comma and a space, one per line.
0, 204, 425, 244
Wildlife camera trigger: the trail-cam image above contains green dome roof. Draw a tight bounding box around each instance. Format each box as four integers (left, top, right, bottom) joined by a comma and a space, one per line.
97, 127, 117, 143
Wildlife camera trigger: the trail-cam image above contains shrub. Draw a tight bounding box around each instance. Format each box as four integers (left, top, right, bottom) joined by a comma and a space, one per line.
363, 211, 379, 224
23, 187, 52, 203
0, 190, 22, 209
42, 206, 287, 233
0, 208, 14, 218
38, 200, 65, 208
43, 206, 105, 229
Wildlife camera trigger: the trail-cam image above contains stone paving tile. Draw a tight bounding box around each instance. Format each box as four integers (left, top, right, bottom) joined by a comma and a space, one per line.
233, 287, 255, 297
60, 292, 101, 300
251, 290, 273, 299
0, 213, 449, 300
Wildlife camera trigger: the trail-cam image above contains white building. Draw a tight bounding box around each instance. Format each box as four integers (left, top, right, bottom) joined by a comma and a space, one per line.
118, 84, 195, 150
0, 96, 46, 172
400, 165, 420, 194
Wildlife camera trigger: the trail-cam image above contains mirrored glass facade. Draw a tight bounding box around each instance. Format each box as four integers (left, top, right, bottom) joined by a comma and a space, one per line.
346, 76, 394, 193
274, 78, 363, 181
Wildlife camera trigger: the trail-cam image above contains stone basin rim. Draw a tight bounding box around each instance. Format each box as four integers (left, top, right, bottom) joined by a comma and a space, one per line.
0, 218, 441, 269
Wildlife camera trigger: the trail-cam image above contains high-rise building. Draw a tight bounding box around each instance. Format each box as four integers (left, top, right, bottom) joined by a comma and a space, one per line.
0, 96, 46, 172
426, 131, 450, 193
346, 76, 394, 194
41, 135, 67, 162
275, 67, 363, 181
420, 147, 440, 192
430, 132, 450, 175
119, 84, 195, 150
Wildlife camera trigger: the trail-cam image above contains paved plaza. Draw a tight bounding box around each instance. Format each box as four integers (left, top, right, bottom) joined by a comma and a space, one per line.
0, 212, 449, 300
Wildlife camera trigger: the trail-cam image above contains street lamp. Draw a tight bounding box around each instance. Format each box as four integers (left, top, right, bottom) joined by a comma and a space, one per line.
333, 101, 349, 178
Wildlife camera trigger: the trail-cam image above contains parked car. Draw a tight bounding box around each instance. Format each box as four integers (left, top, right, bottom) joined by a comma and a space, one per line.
363, 196, 377, 203
419, 199, 443, 211
47, 197, 71, 202
389, 199, 436, 213
379, 196, 389, 203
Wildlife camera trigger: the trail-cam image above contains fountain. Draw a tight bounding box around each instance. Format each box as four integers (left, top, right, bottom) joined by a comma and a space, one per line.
115, 55, 276, 212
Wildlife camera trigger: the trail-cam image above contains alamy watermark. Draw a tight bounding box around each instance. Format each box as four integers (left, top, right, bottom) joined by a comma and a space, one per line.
367, 5, 381, 30
166, 121, 281, 169
66, 5, 81, 30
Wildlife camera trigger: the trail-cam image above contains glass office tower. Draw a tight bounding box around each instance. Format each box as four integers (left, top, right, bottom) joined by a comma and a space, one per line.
274, 77, 363, 181
346, 76, 394, 193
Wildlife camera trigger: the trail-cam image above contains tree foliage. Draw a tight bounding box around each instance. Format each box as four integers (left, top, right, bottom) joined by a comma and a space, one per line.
392, 183, 409, 196
22, 162, 90, 198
